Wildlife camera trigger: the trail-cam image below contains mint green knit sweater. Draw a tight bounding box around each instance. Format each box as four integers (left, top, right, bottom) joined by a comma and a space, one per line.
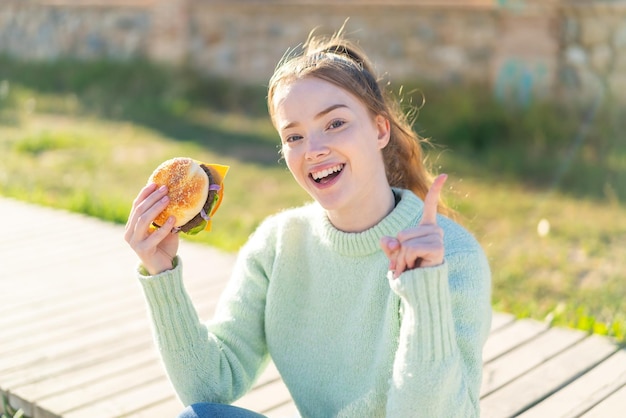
138, 189, 492, 417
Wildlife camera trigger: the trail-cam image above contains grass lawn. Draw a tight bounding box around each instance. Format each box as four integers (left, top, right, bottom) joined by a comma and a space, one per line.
0, 57, 624, 342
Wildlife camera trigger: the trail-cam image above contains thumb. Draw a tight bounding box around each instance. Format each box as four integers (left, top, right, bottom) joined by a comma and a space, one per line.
380, 236, 400, 271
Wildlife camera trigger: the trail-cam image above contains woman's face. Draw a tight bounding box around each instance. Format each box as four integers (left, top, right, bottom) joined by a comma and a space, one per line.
271, 76, 392, 230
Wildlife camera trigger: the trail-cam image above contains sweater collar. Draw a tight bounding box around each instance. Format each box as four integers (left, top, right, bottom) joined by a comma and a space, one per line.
314, 188, 423, 256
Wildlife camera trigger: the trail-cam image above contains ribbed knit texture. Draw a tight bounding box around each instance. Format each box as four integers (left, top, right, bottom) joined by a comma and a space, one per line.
138, 189, 492, 417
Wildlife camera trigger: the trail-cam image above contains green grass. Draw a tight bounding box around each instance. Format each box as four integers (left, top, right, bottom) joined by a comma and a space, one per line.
0, 114, 308, 251
0, 57, 624, 342
1, 394, 25, 418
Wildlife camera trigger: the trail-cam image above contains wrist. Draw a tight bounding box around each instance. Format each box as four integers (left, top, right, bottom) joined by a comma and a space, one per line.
144, 257, 176, 276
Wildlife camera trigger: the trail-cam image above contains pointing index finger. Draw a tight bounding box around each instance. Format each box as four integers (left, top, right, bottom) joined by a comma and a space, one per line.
420, 174, 447, 225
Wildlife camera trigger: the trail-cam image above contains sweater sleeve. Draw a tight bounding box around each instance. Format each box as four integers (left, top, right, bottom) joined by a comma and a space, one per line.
386, 248, 492, 417
137, 235, 272, 406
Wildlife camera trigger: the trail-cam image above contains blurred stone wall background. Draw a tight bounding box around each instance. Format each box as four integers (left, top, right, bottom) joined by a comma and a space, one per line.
1, 0, 624, 104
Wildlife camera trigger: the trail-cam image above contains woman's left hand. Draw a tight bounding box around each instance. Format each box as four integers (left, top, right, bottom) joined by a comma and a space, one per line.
380, 174, 447, 278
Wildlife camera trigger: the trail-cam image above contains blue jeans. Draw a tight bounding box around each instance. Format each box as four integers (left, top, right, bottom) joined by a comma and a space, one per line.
178, 403, 268, 418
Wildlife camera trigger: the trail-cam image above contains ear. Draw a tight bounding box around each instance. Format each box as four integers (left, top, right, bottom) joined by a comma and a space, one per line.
374, 114, 391, 149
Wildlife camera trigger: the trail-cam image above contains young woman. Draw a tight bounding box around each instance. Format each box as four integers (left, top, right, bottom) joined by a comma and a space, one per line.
125, 32, 492, 418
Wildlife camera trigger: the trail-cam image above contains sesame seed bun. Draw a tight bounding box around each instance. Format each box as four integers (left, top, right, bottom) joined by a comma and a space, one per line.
148, 157, 210, 229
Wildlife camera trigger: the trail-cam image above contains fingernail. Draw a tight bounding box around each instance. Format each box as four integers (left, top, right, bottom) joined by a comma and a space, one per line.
161, 195, 169, 203
158, 185, 167, 192
166, 216, 175, 223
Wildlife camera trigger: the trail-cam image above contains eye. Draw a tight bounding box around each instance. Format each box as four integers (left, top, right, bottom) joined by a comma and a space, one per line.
284, 134, 303, 143
327, 119, 346, 130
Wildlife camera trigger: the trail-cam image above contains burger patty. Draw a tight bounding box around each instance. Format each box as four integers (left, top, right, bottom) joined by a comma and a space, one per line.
179, 164, 217, 233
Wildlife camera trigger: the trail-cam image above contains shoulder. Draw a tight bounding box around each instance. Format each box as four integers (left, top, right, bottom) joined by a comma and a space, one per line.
233, 203, 319, 278
241, 202, 320, 252
438, 215, 491, 295
396, 188, 485, 258
438, 215, 485, 259
256, 202, 319, 234
437, 216, 492, 343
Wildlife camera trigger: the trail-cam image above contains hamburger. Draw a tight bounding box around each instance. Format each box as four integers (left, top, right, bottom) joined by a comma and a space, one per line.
148, 157, 229, 235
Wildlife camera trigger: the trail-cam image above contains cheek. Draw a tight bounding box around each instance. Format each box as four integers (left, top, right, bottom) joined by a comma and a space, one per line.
282, 147, 300, 175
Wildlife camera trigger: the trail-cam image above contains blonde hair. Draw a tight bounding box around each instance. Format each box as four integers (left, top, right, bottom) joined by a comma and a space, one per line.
268, 30, 449, 215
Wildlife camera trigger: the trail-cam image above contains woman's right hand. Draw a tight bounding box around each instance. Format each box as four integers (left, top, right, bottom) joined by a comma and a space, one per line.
124, 183, 180, 275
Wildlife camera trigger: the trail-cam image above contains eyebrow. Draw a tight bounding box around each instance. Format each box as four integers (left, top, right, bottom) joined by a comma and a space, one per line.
280, 104, 348, 131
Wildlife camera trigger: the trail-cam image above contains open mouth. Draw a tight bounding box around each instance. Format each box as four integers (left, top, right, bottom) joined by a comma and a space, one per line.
310, 164, 345, 184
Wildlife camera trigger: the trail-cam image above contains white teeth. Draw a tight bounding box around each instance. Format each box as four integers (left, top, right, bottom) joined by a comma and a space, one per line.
311, 164, 343, 180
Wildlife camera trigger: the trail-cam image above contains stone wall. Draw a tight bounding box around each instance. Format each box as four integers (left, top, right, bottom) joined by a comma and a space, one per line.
0, 1, 153, 61
559, 2, 626, 103
0, 0, 624, 104
186, 1, 500, 86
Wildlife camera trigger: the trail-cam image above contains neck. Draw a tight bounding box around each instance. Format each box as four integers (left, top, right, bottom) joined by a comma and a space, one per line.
326, 186, 396, 233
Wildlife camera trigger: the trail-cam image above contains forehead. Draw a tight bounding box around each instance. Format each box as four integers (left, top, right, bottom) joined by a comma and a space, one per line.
271, 77, 364, 122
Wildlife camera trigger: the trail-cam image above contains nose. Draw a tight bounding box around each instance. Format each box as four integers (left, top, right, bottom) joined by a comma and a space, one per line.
304, 134, 330, 161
